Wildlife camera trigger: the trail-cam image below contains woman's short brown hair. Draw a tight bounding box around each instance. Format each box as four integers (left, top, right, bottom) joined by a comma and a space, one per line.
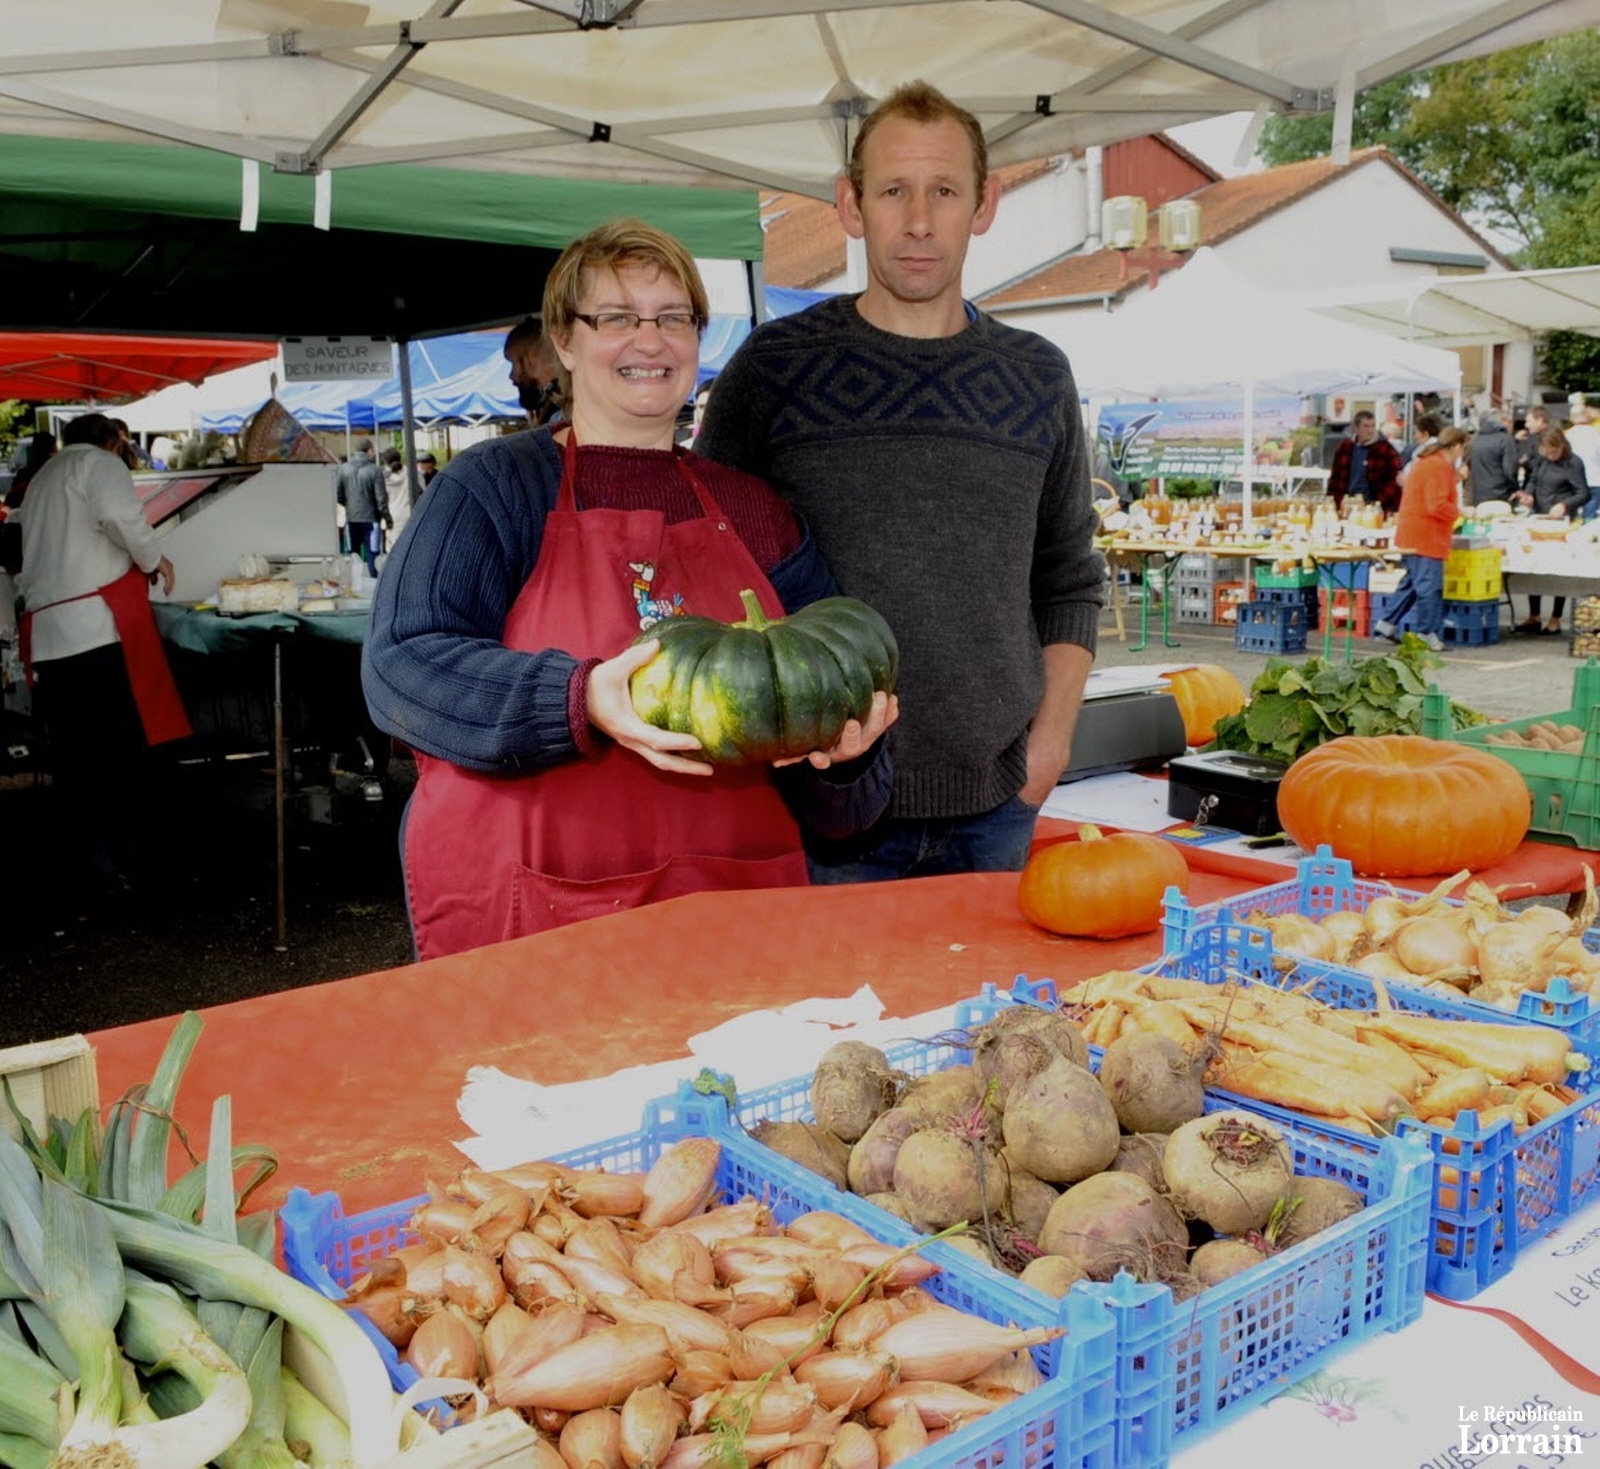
541, 218, 708, 344
1540, 427, 1570, 455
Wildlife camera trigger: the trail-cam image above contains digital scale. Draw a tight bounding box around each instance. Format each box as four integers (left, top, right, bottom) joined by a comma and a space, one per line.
1058, 673, 1187, 783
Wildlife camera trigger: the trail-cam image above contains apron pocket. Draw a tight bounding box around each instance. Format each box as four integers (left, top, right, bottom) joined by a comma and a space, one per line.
507, 849, 808, 939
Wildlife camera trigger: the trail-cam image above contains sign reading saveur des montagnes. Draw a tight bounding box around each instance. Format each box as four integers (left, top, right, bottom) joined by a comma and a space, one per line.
280, 336, 395, 383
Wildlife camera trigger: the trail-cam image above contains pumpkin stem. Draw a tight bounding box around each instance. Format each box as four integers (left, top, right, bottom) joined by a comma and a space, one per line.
1077, 824, 1103, 843
736, 587, 770, 631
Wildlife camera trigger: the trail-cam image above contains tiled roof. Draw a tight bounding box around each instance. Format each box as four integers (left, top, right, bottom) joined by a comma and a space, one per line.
978, 147, 1514, 310
760, 157, 1059, 290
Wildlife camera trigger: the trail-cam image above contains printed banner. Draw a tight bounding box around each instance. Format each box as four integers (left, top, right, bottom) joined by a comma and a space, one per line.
1097, 397, 1303, 479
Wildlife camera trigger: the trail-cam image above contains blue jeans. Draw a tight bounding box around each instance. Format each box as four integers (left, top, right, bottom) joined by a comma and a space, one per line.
806, 795, 1041, 884
1383, 553, 1444, 636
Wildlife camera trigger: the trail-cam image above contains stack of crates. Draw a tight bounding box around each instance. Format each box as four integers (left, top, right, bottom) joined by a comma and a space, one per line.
1252, 563, 1320, 630
1440, 546, 1503, 645
1318, 561, 1370, 637
1213, 581, 1249, 626
1171, 554, 1246, 625
1235, 598, 1308, 654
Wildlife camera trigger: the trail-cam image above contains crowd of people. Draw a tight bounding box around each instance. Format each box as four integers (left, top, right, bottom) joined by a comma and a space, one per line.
1326, 395, 1598, 650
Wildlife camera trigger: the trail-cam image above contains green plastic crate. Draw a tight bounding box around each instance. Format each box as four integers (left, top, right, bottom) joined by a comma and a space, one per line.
1420, 661, 1600, 848
1253, 564, 1318, 590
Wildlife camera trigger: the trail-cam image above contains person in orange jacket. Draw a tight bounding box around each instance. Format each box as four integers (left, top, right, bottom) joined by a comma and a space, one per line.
1372, 424, 1471, 653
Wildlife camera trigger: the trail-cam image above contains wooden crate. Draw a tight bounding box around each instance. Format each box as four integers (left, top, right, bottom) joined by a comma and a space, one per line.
0, 1033, 99, 1144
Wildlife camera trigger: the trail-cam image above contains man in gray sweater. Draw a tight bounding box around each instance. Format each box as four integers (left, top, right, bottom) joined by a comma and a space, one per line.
698, 81, 1104, 882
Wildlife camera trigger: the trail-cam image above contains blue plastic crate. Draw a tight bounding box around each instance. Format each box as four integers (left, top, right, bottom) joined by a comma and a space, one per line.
1141, 922, 1600, 1300
1322, 561, 1370, 591
1235, 600, 1307, 654
281, 1118, 1118, 1469
1159, 846, 1600, 1045
704, 989, 1430, 1464
1441, 598, 1502, 645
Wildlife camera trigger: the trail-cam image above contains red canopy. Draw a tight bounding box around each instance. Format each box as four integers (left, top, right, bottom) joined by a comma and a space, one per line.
0, 333, 277, 404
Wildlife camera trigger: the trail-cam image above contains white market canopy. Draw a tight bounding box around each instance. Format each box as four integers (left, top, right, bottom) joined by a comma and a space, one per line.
1298, 265, 1600, 350
2, 1, 1599, 201
1059, 248, 1463, 401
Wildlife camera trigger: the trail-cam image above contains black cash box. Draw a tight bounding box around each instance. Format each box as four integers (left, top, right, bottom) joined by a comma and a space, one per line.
1166, 749, 1290, 836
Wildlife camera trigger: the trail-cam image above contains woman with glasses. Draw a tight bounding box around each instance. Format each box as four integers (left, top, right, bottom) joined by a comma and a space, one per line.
363, 219, 897, 959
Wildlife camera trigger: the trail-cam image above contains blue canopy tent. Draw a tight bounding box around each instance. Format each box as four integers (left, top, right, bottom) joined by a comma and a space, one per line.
204, 319, 759, 432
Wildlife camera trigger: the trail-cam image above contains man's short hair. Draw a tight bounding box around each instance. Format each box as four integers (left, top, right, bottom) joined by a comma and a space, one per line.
847, 80, 988, 199
417, 451, 437, 464
62, 412, 121, 450
355, 437, 374, 454
1527, 404, 1550, 423
1415, 413, 1444, 437
1352, 410, 1376, 427
504, 315, 543, 357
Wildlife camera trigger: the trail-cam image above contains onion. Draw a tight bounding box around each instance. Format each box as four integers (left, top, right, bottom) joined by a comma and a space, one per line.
442, 1244, 508, 1321
560, 1408, 625, 1469
689, 1380, 819, 1435
874, 1401, 928, 1467
808, 1255, 868, 1313
462, 1185, 533, 1255
410, 1197, 477, 1245
565, 1217, 637, 1278
1515, 904, 1572, 937
489, 1322, 675, 1411
738, 1314, 826, 1369
595, 1293, 733, 1357
826, 1421, 879, 1469
404, 1303, 481, 1380
869, 1315, 1064, 1384
638, 1139, 723, 1230
482, 1300, 536, 1376
671, 1350, 733, 1397
866, 1382, 999, 1429
793, 1349, 898, 1410
1353, 951, 1417, 985
619, 1383, 684, 1469
1476, 921, 1560, 992
630, 1232, 720, 1304
485, 1299, 586, 1382
783, 1211, 878, 1252
666, 1200, 775, 1250
563, 1171, 649, 1220
1363, 895, 1414, 946
1318, 910, 1367, 962
1392, 915, 1478, 976
1257, 912, 1335, 961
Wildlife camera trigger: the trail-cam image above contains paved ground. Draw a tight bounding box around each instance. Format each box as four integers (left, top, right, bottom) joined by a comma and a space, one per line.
1092, 597, 1588, 723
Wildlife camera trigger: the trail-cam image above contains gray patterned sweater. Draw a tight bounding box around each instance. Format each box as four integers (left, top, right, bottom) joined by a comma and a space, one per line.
698, 295, 1105, 820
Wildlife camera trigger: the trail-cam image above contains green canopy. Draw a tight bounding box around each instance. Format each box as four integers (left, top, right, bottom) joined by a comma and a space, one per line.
0, 134, 762, 339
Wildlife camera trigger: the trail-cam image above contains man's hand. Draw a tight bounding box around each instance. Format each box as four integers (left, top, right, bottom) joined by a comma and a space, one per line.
774, 690, 899, 769
587, 639, 713, 776
1019, 644, 1094, 805
149, 556, 175, 595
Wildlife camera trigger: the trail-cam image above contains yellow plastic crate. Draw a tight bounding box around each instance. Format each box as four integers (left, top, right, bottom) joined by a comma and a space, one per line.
1443, 546, 1502, 601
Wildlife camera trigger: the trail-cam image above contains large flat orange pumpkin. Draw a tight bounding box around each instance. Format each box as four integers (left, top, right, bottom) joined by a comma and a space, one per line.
1276, 735, 1531, 876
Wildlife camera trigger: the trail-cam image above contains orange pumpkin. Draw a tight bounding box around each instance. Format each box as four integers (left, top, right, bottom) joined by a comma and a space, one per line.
1166, 664, 1246, 746
1276, 735, 1531, 877
1018, 824, 1191, 938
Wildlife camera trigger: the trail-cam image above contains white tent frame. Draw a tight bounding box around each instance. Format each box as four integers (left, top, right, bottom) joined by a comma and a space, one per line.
2, 1, 1598, 200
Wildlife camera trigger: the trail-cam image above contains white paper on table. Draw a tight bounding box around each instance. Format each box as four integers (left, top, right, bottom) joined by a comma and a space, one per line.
1041, 770, 1174, 831
452, 989, 962, 1170
1460, 1193, 1600, 1367
1173, 1296, 1600, 1467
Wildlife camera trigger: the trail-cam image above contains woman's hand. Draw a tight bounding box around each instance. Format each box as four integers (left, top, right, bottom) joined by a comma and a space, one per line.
774, 690, 899, 770
587, 640, 714, 776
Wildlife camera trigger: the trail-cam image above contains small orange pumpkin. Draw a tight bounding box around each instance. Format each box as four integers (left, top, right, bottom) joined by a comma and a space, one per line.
1018, 825, 1191, 938
1166, 664, 1246, 746
1276, 734, 1531, 877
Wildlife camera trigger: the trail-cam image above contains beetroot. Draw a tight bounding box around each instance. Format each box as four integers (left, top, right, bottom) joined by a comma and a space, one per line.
1037, 1172, 1188, 1282
1001, 1058, 1120, 1185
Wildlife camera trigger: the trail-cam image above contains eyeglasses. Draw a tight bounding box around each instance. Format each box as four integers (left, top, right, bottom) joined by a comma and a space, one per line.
573, 311, 702, 336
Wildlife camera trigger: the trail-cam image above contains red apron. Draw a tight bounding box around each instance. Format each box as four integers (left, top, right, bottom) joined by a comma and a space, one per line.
20, 563, 192, 746
404, 437, 808, 960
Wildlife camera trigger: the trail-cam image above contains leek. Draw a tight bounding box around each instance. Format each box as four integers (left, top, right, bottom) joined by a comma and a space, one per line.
128, 1012, 203, 1213
0, 1432, 54, 1469
97, 1199, 395, 1466
280, 1367, 352, 1468
0, 1153, 126, 1464
0, 1321, 63, 1450
118, 1275, 252, 1467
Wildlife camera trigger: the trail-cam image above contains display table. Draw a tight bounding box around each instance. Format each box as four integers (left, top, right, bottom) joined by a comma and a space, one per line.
89, 864, 1268, 1215
83, 853, 1600, 1466
1099, 538, 1396, 655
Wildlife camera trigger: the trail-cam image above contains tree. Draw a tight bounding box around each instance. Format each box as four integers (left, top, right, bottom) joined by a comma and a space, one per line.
1257, 34, 1600, 389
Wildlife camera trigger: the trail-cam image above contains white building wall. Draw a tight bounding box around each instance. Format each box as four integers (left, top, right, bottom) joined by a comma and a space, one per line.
1211, 166, 1499, 290
963, 158, 1088, 297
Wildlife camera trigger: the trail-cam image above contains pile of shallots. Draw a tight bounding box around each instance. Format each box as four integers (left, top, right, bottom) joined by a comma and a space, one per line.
343, 1137, 1065, 1469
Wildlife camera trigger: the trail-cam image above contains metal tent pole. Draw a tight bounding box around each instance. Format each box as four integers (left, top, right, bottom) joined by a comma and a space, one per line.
397, 336, 421, 504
